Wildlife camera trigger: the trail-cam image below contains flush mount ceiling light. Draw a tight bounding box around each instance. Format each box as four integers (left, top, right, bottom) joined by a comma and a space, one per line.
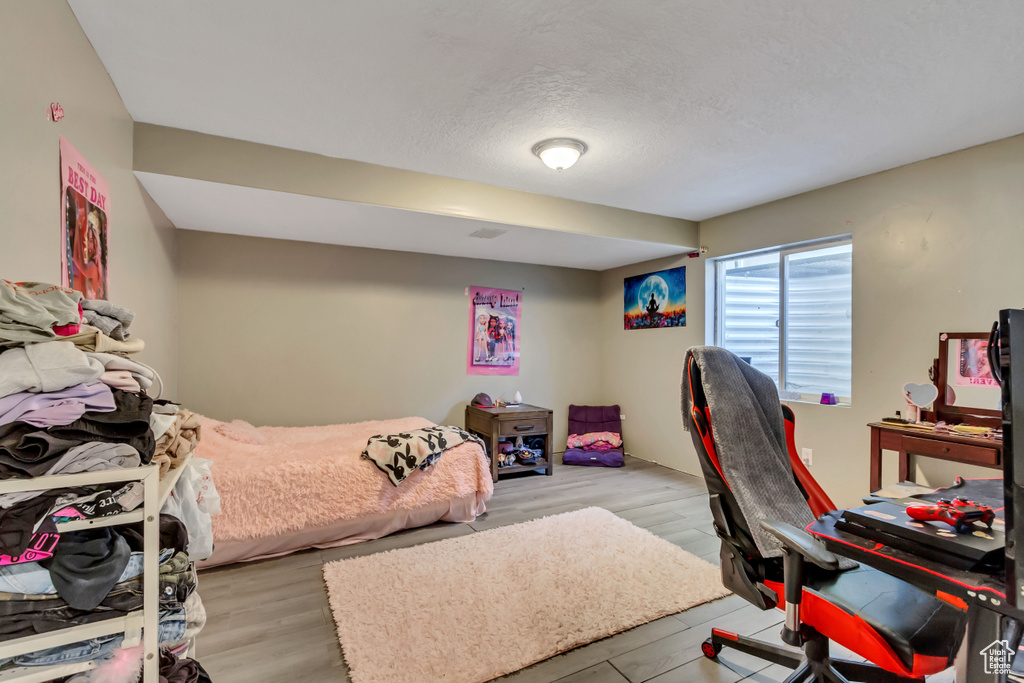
531, 138, 588, 171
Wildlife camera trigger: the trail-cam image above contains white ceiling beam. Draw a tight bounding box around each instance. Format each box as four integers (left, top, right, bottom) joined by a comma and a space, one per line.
133, 123, 697, 249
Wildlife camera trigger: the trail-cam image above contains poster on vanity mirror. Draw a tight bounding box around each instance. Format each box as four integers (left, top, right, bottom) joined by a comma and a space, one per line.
467, 287, 521, 376
956, 339, 997, 387
623, 265, 686, 330
60, 136, 109, 300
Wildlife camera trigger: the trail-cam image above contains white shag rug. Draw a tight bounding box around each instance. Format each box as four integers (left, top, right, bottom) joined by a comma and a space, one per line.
323, 506, 729, 683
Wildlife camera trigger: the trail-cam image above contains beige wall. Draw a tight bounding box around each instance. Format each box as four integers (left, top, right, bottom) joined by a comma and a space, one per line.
1, 0, 178, 396
176, 230, 603, 448
601, 134, 1024, 507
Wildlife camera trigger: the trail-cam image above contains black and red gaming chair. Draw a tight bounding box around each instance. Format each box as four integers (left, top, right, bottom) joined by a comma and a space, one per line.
683, 347, 966, 683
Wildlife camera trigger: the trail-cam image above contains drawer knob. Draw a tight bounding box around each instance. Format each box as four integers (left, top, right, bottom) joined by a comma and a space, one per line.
942, 447, 950, 454
514, 425, 535, 431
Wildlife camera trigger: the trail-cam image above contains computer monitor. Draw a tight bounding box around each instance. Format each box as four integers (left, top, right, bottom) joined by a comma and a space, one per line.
994, 309, 1024, 610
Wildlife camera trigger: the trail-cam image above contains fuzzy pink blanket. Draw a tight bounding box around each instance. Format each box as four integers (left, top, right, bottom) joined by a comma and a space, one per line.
196, 416, 493, 542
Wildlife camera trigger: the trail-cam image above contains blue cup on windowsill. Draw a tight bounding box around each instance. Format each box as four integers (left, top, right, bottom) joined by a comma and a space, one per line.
820, 393, 837, 405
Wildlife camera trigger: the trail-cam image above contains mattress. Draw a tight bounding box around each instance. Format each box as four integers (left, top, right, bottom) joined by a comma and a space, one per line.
194, 415, 493, 566
199, 491, 486, 568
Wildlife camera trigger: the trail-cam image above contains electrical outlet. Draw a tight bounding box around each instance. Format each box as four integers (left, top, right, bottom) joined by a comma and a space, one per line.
620, 414, 626, 421
801, 448, 813, 467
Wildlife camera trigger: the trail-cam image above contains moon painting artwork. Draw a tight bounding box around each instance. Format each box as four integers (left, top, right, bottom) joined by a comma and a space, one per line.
623, 266, 686, 330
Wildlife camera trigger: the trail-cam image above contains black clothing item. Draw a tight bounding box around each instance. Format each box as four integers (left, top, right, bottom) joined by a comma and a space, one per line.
51, 482, 142, 521
0, 488, 89, 556
0, 422, 83, 478
41, 528, 131, 611
122, 514, 189, 556
0, 517, 58, 564
0, 492, 60, 555
0, 592, 139, 640
0, 485, 132, 558
159, 652, 212, 683
48, 389, 155, 463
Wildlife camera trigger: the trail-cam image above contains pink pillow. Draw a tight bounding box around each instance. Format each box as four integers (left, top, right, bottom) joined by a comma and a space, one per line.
214, 419, 267, 445
567, 431, 622, 450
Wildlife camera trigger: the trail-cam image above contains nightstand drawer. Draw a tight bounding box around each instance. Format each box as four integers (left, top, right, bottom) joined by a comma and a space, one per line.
499, 418, 546, 437
902, 435, 999, 466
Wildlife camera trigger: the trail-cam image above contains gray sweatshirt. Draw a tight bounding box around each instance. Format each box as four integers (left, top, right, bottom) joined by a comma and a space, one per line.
0, 281, 83, 344
0, 341, 104, 399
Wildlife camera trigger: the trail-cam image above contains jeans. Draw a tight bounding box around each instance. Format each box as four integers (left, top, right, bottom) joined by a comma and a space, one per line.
0, 552, 194, 640
0, 549, 173, 595
7, 609, 186, 667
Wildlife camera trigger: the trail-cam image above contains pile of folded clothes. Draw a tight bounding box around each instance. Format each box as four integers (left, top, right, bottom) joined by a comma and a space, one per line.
0, 279, 217, 677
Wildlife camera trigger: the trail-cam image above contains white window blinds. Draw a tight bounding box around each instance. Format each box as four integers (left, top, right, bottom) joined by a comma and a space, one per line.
715, 240, 852, 402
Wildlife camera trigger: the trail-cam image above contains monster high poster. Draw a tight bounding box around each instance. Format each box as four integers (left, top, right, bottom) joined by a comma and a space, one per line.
60, 136, 109, 300
623, 266, 686, 330
467, 286, 521, 375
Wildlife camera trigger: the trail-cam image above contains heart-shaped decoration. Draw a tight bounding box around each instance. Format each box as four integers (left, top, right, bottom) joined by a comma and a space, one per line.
904, 382, 939, 408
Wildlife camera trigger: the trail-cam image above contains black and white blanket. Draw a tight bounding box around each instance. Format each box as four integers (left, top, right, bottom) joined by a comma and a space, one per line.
362, 426, 483, 486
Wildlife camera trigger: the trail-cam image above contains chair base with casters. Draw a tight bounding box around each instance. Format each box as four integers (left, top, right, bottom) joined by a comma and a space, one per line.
682, 347, 966, 683
702, 625, 926, 683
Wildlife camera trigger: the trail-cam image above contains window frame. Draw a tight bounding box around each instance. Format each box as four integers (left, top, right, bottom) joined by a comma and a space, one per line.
710, 235, 853, 404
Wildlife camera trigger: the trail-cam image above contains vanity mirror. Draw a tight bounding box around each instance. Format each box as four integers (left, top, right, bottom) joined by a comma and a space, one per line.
924, 332, 1001, 427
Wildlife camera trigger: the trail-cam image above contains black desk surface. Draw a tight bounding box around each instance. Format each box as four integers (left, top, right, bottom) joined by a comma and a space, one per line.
808, 477, 1008, 604
810, 477, 1024, 682
808, 511, 1007, 602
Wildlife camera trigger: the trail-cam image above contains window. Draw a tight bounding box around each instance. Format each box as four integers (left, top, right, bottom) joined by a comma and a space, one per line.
712, 238, 852, 403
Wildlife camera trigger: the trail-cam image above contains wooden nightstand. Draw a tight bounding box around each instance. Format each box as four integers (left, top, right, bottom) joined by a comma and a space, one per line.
465, 404, 554, 482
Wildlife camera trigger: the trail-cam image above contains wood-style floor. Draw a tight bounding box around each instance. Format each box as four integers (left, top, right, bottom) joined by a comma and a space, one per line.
195, 456, 955, 683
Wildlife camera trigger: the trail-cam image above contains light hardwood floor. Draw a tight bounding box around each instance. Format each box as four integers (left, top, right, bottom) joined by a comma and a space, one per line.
195, 456, 955, 683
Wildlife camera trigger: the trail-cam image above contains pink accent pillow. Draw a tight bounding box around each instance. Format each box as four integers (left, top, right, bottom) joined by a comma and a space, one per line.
214, 419, 267, 445
567, 431, 623, 450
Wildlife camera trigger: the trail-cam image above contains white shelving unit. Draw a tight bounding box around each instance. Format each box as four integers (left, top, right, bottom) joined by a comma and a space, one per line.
156, 453, 196, 659
0, 465, 161, 683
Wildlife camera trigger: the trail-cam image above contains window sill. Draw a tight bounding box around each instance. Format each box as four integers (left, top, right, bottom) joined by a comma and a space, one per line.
781, 398, 852, 408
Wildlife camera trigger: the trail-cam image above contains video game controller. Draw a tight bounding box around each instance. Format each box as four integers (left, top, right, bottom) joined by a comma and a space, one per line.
906, 497, 996, 533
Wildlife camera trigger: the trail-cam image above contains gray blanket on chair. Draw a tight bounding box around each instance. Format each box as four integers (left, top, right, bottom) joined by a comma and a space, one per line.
681, 346, 850, 565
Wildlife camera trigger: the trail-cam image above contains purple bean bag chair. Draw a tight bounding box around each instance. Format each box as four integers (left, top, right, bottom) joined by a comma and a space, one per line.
562, 404, 625, 467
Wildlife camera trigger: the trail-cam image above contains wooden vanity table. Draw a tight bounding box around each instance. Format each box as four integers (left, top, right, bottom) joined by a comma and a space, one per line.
868, 421, 1002, 491
870, 331, 1002, 491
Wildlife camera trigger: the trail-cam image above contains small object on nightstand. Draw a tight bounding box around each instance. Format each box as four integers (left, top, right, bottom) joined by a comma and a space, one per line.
517, 451, 539, 466
471, 393, 494, 407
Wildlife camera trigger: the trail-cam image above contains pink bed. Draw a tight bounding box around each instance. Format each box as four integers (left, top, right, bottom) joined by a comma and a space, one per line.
194, 416, 494, 568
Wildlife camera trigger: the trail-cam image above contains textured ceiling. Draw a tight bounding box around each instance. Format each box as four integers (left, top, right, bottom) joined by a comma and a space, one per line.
73, 1, 1024, 220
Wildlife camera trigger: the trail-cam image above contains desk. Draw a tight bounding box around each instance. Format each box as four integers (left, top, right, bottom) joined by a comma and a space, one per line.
809, 484, 1022, 683
868, 422, 1003, 491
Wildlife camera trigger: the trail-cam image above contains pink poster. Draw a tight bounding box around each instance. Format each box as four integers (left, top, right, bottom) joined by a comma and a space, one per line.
60, 136, 109, 299
467, 286, 521, 376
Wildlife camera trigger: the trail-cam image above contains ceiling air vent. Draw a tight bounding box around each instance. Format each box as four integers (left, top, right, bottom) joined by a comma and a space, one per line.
468, 227, 507, 239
